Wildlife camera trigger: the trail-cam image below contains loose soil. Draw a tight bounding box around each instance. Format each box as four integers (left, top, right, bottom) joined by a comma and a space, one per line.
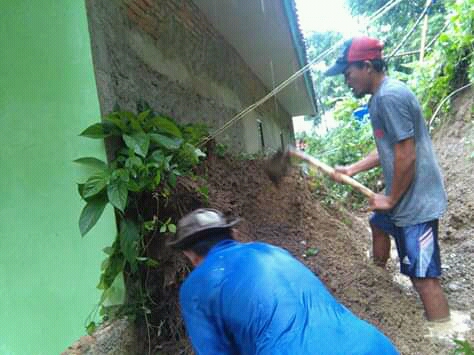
193, 89, 473, 355
141, 90, 473, 355
204, 156, 436, 355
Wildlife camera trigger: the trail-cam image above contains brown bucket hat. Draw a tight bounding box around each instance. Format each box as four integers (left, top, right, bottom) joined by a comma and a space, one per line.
167, 208, 240, 249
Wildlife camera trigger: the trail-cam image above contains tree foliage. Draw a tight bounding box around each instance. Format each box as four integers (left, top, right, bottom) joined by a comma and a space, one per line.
299, 98, 381, 208
347, 0, 448, 51
305, 31, 347, 120
300, 0, 473, 207
406, 0, 474, 121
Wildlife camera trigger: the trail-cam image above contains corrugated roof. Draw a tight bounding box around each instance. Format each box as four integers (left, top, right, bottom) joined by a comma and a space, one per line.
282, 0, 318, 114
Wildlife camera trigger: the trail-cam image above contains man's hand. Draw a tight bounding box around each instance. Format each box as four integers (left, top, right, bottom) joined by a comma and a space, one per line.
332, 166, 353, 183
369, 193, 395, 211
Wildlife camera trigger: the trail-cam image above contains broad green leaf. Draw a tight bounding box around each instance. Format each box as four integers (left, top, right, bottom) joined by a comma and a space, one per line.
164, 155, 172, 168
120, 111, 141, 131
150, 150, 165, 164
119, 111, 135, 120
97, 246, 124, 290
127, 180, 141, 192
120, 219, 140, 270
102, 246, 114, 255
80, 122, 116, 138
151, 116, 182, 138
143, 220, 155, 232
123, 133, 150, 157
146, 162, 161, 169
137, 110, 151, 123
168, 172, 177, 187
125, 156, 143, 169
86, 322, 97, 335
74, 157, 108, 171
103, 113, 128, 132
154, 171, 161, 186
100, 257, 109, 271
79, 195, 108, 237
168, 223, 176, 233
160, 224, 167, 233
136, 257, 160, 268
150, 133, 183, 150
111, 168, 130, 182
107, 180, 128, 212
77, 183, 87, 200
102, 272, 125, 306
83, 172, 109, 198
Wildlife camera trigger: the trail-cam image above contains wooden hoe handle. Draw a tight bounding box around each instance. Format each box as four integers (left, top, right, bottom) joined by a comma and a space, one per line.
290, 149, 375, 199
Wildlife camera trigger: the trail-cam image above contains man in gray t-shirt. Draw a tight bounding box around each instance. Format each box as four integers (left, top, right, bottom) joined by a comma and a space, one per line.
326, 36, 450, 322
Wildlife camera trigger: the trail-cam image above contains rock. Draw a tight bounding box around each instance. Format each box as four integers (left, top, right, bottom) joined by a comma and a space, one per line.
62, 318, 137, 355
448, 282, 463, 292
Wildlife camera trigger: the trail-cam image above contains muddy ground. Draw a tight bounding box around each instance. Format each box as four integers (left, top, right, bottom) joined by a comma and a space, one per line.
195, 89, 473, 355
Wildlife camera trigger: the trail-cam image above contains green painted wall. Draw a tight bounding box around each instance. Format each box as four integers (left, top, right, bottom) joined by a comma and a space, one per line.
0, 1, 115, 354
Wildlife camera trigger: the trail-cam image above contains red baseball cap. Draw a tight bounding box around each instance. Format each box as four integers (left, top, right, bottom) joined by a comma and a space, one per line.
326, 36, 384, 76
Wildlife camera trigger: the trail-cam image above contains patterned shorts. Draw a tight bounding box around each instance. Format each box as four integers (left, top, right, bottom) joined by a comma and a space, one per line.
369, 213, 442, 278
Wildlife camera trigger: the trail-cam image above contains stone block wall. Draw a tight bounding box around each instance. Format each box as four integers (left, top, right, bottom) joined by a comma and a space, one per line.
85, 0, 295, 153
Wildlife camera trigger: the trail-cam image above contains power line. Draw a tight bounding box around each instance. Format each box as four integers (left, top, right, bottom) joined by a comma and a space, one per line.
389, 19, 450, 58
200, 0, 410, 147
428, 82, 474, 128
387, 1, 433, 58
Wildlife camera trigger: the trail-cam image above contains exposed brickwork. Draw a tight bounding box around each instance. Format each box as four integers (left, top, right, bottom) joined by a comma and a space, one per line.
86, 0, 294, 153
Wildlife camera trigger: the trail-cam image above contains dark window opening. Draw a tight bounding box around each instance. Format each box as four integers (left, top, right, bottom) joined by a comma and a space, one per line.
257, 119, 265, 150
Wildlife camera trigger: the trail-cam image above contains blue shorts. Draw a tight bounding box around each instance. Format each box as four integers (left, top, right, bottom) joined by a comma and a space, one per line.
369, 213, 442, 278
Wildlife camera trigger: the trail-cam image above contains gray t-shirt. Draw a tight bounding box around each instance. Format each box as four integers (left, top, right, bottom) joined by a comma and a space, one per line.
368, 77, 447, 226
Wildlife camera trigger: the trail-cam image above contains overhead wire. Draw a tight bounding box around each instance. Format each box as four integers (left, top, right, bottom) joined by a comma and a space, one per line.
387, 1, 433, 58
200, 44, 342, 146
390, 19, 450, 58
199, 0, 435, 147
428, 82, 474, 128
366, 0, 404, 24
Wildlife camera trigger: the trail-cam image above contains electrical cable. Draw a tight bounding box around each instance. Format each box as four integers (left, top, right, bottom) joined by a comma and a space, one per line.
367, 0, 404, 24
428, 82, 474, 128
200, 44, 342, 145
199, 0, 410, 147
387, 1, 433, 58
389, 19, 450, 58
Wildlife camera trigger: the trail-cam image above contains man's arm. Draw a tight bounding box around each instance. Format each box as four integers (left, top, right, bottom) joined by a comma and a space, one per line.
369, 137, 415, 210
182, 308, 235, 355
333, 150, 380, 180
180, 289, 236, 355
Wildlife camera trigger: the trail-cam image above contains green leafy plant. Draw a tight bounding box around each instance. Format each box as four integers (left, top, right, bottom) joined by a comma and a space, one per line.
76, 103, 208, 316
215, 143, 228, 158
302, 0, 473, 208
407, 0, 474, 122
303, 98, 381, 208
453, 339, 474, 355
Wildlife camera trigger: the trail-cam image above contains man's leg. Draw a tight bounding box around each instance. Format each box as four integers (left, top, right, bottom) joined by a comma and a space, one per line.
398, 220, 450, 321
411, 277, 450, 321
370, 223, 391, 268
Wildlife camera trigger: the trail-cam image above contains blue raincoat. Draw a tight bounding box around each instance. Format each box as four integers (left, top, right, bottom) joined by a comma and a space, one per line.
180, 240, 399, 355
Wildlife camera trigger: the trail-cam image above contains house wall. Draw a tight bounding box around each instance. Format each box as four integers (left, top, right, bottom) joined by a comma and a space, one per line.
0, 1, 115, 354
86, 0, 295, 154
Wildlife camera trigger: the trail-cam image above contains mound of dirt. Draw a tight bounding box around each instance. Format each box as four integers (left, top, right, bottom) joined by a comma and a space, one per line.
202, 153, 443, 354
152, 89, 473, 355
